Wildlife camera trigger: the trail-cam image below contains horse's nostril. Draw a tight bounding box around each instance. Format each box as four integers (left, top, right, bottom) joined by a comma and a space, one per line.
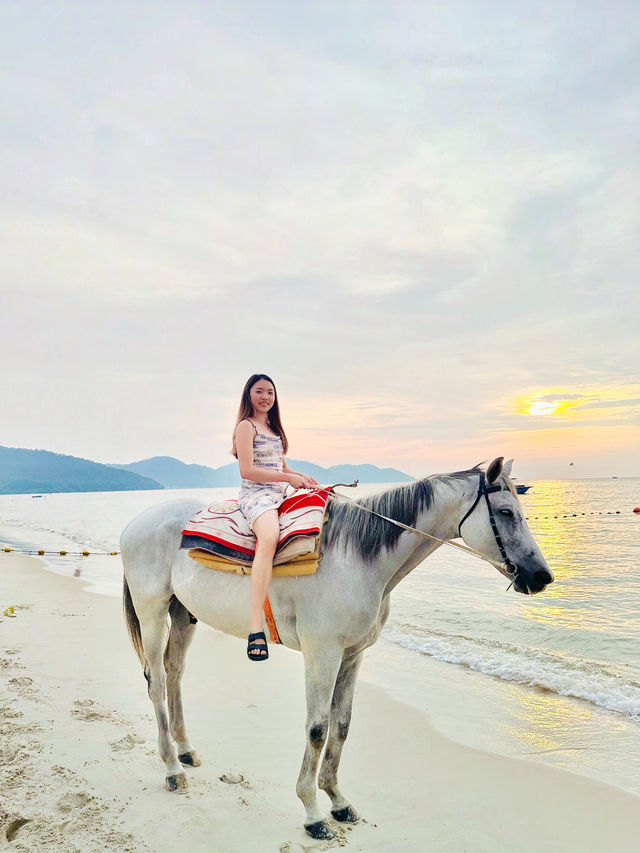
533, 570, 553, 587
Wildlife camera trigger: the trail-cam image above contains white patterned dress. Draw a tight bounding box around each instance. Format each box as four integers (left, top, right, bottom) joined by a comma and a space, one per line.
237, 421, 287, 530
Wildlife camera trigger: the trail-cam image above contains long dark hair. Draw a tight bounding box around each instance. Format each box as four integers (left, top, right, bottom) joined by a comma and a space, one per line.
231, 373, 289, 456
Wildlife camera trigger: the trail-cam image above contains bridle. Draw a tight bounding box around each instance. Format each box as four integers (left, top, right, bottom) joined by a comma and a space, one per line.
457, 472, 518, 581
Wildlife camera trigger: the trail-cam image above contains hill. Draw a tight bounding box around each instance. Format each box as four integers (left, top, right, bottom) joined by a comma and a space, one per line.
108, 456, 225, 488
0, 447, 163, 494
110, 456, 414, 488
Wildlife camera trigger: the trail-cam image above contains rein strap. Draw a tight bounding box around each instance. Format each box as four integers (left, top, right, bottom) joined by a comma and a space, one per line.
317, 482, 512, 575
287, 475, 517, 580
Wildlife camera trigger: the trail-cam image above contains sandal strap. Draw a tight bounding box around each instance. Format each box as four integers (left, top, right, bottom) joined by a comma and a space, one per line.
248, 631, 267, 642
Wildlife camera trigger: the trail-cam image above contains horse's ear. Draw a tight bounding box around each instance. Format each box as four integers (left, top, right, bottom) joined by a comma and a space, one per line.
502, 458, 513, 477
486, 457, 504, 484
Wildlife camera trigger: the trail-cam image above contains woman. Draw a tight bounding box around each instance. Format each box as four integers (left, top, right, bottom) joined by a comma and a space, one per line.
232, 374, 318, 660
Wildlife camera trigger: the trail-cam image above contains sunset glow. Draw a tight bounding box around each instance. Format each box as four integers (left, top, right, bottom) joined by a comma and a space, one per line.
526, 399, 564, 417
514, 386, 640, 422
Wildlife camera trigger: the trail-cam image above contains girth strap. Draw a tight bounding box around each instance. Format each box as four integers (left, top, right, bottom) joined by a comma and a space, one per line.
263, 595, 281, 644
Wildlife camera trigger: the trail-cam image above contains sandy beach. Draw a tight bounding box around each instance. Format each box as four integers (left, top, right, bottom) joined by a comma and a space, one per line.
1, 552, 639, 853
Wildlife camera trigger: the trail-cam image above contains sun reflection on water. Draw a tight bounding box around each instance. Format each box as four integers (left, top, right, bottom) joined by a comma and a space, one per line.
500, 688, 593, 761
387, 477, 640, 792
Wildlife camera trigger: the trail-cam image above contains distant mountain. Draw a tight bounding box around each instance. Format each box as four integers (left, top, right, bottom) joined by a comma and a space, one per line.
288, 460, 414, 484
0, 447, 413, 496
110, 456, 414, 488
0, 446, 163, 494
108, 456, 228, 488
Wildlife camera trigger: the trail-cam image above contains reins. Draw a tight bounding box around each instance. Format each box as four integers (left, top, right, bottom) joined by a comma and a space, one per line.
288, 477, 517, 582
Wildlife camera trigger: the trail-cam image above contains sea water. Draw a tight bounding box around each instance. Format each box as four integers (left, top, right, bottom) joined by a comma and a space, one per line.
1, 479, 639, 794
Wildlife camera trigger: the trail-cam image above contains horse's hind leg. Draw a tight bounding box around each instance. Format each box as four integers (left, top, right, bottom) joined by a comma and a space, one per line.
318, 651, 363, 823
137, 595, 189, 791
165, 597, 200, 768
297, 643, 344, 840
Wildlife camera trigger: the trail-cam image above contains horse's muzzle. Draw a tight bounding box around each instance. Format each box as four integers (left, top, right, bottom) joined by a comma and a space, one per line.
513, 566, 554, 595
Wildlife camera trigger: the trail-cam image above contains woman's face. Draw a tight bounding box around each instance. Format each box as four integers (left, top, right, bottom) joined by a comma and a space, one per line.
249, 380, 275, 416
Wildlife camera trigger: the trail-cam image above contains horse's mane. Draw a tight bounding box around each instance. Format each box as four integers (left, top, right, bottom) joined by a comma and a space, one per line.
323, 466, 483, 561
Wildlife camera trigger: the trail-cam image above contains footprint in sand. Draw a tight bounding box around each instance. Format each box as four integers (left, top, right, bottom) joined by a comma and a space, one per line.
2, 817, 32, 844
219, 772, 244, 784
110, 733, 145, 752
7, 676, 38, 701
0, 657, 24, 671
57, 791, 92, 812
71, 699, 118, 723
0, 704, 23, 720
8, 676, 33, 687
1, 742, 25, 764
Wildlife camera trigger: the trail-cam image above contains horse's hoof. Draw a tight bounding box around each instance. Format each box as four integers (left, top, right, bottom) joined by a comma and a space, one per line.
165, 772, 188, 792
331, 805, 360, 823
179, 750, 201, 767
304, 819, 335, 840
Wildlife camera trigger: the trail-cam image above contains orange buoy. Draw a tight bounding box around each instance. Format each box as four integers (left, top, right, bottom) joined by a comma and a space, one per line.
634, 507, 640, 513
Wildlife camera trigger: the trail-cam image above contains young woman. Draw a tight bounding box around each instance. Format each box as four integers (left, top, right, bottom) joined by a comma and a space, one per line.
232, 374, 318, 660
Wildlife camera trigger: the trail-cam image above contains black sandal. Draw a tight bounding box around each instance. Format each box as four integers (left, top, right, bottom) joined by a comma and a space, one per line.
247, 631, 269, 661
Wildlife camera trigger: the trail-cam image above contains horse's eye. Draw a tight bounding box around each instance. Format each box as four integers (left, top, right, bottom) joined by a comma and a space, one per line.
499, 509, 514, 518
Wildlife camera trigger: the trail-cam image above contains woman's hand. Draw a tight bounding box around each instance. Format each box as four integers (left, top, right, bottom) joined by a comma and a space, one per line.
287, 473, 318, 490
287, 473, 308, 489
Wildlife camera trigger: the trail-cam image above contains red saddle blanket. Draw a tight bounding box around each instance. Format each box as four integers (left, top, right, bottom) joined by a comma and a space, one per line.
180, 489, 329, 568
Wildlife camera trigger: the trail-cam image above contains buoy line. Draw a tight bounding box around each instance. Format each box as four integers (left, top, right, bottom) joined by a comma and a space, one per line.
0, 507, 636, 558
525, 511, 633, 520
1, 547, 119, 556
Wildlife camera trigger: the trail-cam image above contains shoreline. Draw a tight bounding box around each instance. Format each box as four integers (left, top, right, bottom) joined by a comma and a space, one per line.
1, 552, 640, 852
8, 523, 640, 800
361, 631, 640, 799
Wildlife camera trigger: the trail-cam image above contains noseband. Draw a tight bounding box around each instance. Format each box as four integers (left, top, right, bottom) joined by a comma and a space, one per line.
458, 473, 518, 579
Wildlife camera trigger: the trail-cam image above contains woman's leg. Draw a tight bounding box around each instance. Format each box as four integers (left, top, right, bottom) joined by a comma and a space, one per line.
249, 509, 279, 656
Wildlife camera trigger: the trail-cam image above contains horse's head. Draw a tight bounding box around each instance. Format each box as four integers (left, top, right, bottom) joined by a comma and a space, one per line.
458, 457, 554, 595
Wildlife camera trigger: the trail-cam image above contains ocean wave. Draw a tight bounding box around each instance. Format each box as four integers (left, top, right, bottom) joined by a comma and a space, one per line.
382, 627, 640, 720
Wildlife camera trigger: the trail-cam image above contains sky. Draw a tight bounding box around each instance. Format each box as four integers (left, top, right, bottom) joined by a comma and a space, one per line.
1, 1, 638, 480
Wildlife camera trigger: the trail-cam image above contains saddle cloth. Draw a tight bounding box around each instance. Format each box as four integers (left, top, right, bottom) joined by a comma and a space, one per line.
180, 490, 329, 576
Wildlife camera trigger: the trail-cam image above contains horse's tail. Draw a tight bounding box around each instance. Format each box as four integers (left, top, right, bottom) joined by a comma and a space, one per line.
123, 575, 146, 668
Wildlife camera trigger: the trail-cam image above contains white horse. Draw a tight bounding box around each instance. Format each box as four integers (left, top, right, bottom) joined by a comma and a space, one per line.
121, 457, 553, 840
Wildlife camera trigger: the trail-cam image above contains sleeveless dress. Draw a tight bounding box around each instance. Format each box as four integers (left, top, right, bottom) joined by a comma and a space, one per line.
237, 421, 287, 530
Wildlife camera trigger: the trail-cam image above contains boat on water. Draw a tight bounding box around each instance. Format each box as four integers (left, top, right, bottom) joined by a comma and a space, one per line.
515, 484, 531, 494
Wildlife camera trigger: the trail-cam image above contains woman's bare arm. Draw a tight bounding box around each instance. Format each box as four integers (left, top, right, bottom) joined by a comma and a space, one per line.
236, 421, 294, 484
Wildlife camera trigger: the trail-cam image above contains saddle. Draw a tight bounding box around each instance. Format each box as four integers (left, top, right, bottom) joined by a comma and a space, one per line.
180, 490, 330, 576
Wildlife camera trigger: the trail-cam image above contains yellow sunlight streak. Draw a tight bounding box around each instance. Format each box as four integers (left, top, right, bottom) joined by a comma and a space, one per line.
513, 384, 640, 421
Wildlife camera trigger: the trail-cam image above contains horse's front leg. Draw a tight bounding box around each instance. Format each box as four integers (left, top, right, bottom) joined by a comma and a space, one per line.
297, 642, 343, 840
318, 651, 362, 823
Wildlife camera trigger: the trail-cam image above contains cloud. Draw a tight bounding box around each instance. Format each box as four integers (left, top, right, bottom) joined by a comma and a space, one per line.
538, 394, 588, 402
0, 2, 638, 477
573, 398, 640, 411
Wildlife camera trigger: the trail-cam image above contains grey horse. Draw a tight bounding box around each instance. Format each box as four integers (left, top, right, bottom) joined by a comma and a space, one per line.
121, 456, 553, 840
